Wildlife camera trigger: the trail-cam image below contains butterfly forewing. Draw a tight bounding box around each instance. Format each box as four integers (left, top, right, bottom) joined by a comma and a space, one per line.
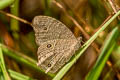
32, 16, 76, 45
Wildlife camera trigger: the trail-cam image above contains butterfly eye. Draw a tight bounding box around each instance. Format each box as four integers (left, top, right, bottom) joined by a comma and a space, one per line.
47, 44, 52, 48
48, 63, 51, 67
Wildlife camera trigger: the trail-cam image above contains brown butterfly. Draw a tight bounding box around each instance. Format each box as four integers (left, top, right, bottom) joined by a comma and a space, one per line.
32, 16, 81, 73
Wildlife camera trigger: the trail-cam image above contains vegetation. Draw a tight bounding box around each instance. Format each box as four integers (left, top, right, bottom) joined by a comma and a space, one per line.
0, 0, 120, 80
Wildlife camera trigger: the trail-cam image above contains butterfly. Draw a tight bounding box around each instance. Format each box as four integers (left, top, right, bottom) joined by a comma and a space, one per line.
32, 16, 81, 73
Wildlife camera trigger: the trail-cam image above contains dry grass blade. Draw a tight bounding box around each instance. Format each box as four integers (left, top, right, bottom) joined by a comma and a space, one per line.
52, 0, 100, 53
0, 10, 32, 26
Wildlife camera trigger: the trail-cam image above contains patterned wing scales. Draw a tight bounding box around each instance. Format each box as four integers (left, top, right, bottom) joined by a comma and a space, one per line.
32, 16, 76, 46
37, 39, 81, 73
32, 16, 82, 73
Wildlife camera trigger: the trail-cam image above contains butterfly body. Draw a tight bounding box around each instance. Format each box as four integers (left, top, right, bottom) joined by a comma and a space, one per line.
32, 16, 81, 73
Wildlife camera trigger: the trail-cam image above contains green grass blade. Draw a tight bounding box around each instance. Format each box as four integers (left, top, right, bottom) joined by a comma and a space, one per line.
8, 69, 34, 80
10, 0, 19, 39
0, 45, 11, 80
0, 43, 55, 78
103, 44, 120, 80
53, 11, 120, 80
85, 26, 120, 80
0, 0, 15, 9
0, 68, 4, 80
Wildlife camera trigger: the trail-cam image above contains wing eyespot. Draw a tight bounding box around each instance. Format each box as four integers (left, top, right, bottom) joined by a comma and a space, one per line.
47, 44, 52, 48
48, 63, 51, 67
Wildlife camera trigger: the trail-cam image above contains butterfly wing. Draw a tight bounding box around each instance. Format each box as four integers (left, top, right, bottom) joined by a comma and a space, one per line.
50, 39, 81, 73
32, 16, 81, 73
37, 39, 81, 73
32, 16, 76, 46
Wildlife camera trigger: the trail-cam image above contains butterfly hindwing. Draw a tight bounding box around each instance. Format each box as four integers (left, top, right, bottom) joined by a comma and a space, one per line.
37, 39, 80, 73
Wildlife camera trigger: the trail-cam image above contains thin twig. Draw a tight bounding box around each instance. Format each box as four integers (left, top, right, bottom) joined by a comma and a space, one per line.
0, 1, 99, 53
63, 0, 94, 32
0, 10, 32, 26
94, 15, 112, 33
53, 1, 120, 79
108, 0, 117, 13
108, 0, 120, 19
53, 0, 88, 38
107, 0, 120, 79
94, 14, 114, 68
52, 0, 100, 52
96, 1, 120, 78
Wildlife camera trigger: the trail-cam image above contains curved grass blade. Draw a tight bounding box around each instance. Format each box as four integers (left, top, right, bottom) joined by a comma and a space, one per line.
0, 45, 11, 80
53, 11, 120, 80
103, 44, 120, 80
0, 44, 55, 78
0, 67, 4, 80
8, 69, 34, 80
10, 0, 19, 39
85, 26, 120, 80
